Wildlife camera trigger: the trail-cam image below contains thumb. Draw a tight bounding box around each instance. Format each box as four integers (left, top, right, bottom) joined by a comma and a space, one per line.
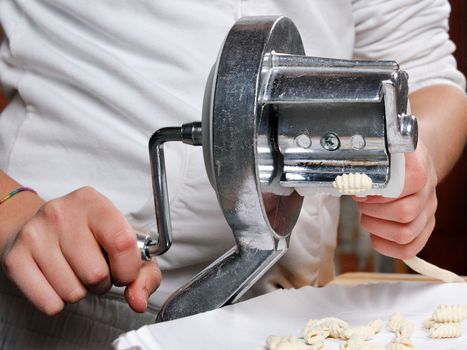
124, 260, 161, 313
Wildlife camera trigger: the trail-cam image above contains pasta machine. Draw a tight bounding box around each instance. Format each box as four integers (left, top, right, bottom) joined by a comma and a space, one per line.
136, 16, 417, 322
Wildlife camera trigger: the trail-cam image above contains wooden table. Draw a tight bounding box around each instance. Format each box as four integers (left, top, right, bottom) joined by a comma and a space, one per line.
331, 272, 467, 286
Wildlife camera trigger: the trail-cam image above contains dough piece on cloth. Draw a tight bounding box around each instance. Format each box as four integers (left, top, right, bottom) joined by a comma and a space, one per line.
431, 304, 467, 323
341, 320, 382, 341
423, 304, 466, 339
387, 313, 414, 338
428, 322, 462, 339
386, 337, 415, 350
303, 327, 329, 345
303, 317, 348, 339
388, 313, 404, 332
422, 318, 435, 329
339, 339, 383, 350
367, 319, 383, 333
266, 335, 326, 350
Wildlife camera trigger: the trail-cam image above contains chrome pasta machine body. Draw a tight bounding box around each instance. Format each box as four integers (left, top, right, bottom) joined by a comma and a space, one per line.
137, 16, 417, 322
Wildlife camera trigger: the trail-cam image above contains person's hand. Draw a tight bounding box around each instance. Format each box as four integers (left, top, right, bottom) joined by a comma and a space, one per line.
1, 186, 161, 315
354, 141, 438, 259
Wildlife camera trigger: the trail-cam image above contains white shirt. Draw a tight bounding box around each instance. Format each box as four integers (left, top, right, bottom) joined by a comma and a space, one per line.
0, 0, 464, 309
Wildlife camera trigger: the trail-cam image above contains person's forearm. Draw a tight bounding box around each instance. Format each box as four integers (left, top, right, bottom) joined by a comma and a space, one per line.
0, 171, 44, 250
409, 84, 467, 181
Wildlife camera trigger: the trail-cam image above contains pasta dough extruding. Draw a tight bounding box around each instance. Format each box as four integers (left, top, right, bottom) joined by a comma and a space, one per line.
431, 304, 467, 323
428, 322, 462, 339
403, 257, 466, 283
332, 173, 372, 195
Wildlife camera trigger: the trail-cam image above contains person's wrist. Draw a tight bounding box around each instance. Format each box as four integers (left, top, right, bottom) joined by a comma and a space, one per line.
0, 186, 44, 251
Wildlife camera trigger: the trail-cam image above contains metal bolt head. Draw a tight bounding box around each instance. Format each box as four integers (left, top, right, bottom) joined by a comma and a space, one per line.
320, 132, 340, 151
351, 134, 366, 150
295, 134, 312, 149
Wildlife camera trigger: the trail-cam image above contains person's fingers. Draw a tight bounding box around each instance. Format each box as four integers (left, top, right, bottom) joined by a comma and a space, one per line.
60, 227, 112, 294
354, 195, 393, 204
1, 186, 152, 316
68, 187, 140, 286
91, 222, 139, 287
18, 215, 88, 303
353, 146, 430, 205
32, 193, 112, 294
357, 192, 426, 224
402, 147, 430, 197
3, 246, 64, 316
124, 260, 161, 313
354, 141, 439, 260
359, 188, 437, 243
31, 243, 87, 303
360, 211, 428, 246
369, 216, 435, 259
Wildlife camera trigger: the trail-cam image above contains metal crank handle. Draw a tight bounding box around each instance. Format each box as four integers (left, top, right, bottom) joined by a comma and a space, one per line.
136, 121, 202, 260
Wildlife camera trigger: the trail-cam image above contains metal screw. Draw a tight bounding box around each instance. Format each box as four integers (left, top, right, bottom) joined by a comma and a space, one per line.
351, 134, 366, 150
295, 134, 312, 149
320, 132, 340, 151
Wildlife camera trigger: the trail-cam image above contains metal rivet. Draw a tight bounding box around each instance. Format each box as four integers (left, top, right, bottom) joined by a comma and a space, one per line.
351, 134, 366, 150
295, 134, 312, 149
400, 114, 417, 136
320, 132, 340, 151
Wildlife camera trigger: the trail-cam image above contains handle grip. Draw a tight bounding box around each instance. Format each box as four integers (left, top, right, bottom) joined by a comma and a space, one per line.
138, 122, 202, 260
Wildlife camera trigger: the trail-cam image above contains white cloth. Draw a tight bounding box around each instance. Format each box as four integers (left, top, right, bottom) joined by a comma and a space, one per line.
0, 0, 464, 330
113, 282, 467, 350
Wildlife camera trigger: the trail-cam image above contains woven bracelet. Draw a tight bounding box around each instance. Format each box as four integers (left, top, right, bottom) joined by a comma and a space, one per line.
0, 187, 37, 205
